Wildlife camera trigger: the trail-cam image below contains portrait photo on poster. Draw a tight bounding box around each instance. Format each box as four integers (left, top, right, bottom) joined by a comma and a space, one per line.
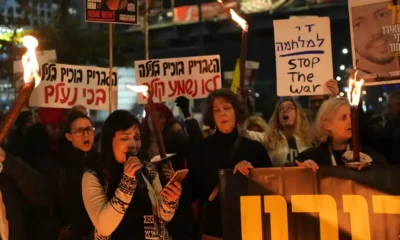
349, 0, 400, 85
85, 0, 138, 24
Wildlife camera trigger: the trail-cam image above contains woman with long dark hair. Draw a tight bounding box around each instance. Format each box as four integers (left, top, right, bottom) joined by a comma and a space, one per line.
82, 110, 181, 240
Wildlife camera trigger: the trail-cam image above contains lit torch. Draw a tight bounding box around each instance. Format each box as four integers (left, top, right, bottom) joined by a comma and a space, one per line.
0, 36, 41, 145
230, 9, 248, 90
230, 9, 249, 112
347, 71, 364, 162
126, 84, 167, 159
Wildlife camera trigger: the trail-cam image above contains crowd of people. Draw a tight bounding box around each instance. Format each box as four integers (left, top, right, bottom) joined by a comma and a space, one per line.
0, 79, 398, 240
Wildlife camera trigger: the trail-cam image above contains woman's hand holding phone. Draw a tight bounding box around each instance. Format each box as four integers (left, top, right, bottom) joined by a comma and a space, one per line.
160, 181, 182, 202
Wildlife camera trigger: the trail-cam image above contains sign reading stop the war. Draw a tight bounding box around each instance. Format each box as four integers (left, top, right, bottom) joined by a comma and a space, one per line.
273, 17, 333, 96
134, 55, 222, 104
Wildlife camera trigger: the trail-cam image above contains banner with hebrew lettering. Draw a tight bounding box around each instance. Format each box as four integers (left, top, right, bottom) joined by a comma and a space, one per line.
349, 0, 400, 86
273, 17, 333, 96
219, 166, 400, 240
134, 55, 221, 104
29, 63, 118, 111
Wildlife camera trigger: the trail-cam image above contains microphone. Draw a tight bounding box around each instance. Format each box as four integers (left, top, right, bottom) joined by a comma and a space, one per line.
126, 152, 147, 191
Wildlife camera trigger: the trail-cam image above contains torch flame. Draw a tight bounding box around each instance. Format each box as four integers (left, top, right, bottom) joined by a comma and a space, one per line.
347, 71, 364, 107
21, 36, 41, 88
126, 84, 149, 97
230, 9, 248, 32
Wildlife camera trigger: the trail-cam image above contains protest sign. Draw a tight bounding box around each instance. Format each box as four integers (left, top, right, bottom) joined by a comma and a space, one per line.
349, 0, 400, 85
29, 63, 118, 111
85, 0, 138, 24
134, 55, 221, 104
13, 50, 57, 96
273, 17, 333, 96
220, 166, 400, 240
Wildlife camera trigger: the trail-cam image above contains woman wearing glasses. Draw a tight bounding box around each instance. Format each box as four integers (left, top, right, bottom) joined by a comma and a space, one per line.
56, 111, 99, 239
244, 99, 311, 167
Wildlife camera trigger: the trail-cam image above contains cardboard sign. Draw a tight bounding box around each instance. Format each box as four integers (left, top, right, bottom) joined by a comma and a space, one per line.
220, 166, 400, 240
29, 63, 118, 111
85, 0, 138, 24
134, 55, 221, 104
349, 0, 400, 85
273, 17, 333, 96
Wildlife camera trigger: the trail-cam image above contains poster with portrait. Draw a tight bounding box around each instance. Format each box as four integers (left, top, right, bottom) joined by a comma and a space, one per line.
349, 0, 400, 85
85, 0, 138, 24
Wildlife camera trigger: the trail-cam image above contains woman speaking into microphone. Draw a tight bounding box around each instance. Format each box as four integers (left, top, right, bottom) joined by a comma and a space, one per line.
82, 110, 181, 240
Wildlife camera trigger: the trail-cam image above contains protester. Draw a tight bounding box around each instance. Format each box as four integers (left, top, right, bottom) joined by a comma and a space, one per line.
5, 110, 34, 157
82, 110, 181, 239
296, 97, 387, 170
383, 91, 400, 164
243, 99, 311, 167
141, 97, 203, 174
309, 79, 340, 119
56, 111, 98, 239
0, 146, 52, 240
22, 107, 67, 168
182, 89, 272, 240
243, 115, 269, 133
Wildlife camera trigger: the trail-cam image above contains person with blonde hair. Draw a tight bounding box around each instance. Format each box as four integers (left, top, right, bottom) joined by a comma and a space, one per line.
296, 97, 386, 170
243, 116, 269, 133
243, 99, 312, 167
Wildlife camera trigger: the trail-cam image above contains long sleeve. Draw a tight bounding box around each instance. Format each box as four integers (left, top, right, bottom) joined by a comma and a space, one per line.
2, 153, 52, 206
82, 172, 137, 237
149, 163, 178, 222
184, 118, 204, 146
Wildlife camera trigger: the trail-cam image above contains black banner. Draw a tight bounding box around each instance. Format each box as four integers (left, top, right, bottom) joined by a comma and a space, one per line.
219, 166, 400, 240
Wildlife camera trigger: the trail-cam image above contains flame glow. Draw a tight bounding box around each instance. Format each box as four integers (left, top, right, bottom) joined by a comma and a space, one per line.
230, 9, 248, 32
21, 36, 41, 88
126, 84, 149, 97
347, 71, 364, 107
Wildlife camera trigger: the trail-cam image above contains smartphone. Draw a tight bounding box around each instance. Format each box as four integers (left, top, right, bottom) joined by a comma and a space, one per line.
161, 169, 189, 194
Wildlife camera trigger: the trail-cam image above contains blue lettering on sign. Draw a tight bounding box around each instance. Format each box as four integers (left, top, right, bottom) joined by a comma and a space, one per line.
275, 24, 325, 57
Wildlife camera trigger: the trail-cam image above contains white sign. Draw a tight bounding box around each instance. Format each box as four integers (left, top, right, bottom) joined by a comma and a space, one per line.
134, 55, 221, 104
273, 17, 333, 96
13, 50, 57, 95
29, 63, 118, 111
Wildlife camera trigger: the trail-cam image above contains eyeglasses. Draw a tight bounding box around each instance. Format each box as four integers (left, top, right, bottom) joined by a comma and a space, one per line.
278, 106, 295, 113
72, 127, 95, 137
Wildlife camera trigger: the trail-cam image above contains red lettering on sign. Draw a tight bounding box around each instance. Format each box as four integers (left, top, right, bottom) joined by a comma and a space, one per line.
87, 10, 100, 18
168, 79, 198, 98
101, 11, 115, 19
144, 78, 166, 102
44, 83, 107, 107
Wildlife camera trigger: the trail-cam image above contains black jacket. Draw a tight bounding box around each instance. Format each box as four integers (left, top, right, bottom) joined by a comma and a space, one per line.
0, 153, 55, 240
182, 129, 272, 238
296, 142, 387, 166
55, 143, 98, 239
